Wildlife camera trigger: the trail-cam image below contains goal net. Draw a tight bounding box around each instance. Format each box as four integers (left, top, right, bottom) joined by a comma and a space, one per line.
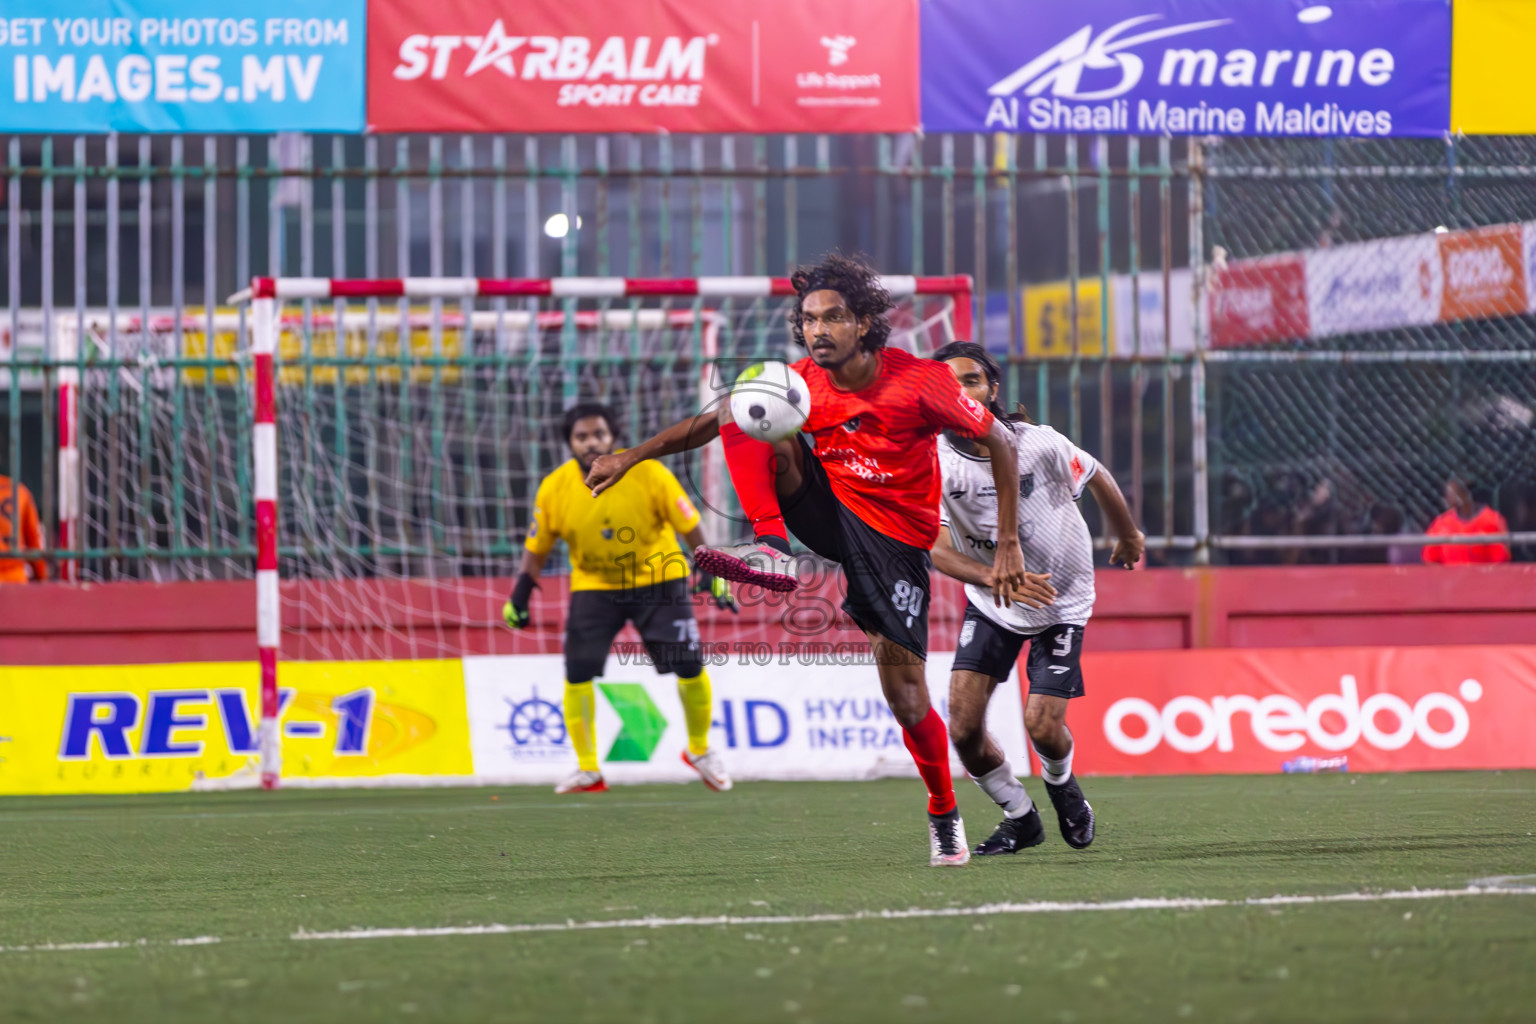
57, 276, 967, 785
135, 276, 961, 735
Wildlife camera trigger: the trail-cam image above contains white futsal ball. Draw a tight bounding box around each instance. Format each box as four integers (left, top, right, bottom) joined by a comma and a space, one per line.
729, 361, 811, 443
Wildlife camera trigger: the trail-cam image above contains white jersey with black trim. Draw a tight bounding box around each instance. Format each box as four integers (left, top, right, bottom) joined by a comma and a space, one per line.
938, 422, 1098, 634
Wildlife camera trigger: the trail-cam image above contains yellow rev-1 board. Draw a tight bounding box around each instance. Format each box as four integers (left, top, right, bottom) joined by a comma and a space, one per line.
0, 660, 472, 795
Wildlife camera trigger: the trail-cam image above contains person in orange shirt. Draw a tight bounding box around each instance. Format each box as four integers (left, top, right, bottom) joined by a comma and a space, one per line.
0, 473, 48, 583
1422, 477, 1511, 565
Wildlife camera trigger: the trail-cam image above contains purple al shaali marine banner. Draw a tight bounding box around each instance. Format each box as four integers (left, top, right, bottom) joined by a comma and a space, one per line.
920, 0, 1450, 137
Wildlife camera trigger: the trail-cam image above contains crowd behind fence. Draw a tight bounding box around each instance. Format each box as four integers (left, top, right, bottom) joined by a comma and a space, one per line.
2, 131, 1534, 582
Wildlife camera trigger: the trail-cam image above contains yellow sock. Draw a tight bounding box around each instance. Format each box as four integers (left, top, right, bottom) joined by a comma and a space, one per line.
676, 670, 713, 757
563, 681, 599, 772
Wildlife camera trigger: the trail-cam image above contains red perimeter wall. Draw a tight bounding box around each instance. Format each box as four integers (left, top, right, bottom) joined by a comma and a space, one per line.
4, 565, 1535, 666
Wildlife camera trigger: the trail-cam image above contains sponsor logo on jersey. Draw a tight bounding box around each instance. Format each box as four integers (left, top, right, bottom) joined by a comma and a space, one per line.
949, 488, 966, 500
842, 415, 861, 433
1020, 472, 1035, 498
820, 446, 891, 483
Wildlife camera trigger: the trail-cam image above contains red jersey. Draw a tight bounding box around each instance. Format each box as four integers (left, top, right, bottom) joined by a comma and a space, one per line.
791, 347, 994, 548
1422, 506, 1511, 565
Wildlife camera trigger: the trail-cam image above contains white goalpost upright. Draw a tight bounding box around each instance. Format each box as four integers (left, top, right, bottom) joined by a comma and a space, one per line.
238, 273, 972, 789
250, 285, 282, 789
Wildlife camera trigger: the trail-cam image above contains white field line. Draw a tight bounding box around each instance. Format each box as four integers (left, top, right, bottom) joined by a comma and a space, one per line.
0, 936, 218, 953
293, 885, 1536, 942
6, 886, 1533, 955
0, 799, 704, 824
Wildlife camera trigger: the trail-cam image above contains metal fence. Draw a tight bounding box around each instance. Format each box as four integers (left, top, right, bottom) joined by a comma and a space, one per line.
2, 130, 1533, 582
1202, 135, 1536, 564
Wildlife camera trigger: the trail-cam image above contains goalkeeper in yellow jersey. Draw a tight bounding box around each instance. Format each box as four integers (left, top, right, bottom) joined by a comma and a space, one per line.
503, 401, 737, 795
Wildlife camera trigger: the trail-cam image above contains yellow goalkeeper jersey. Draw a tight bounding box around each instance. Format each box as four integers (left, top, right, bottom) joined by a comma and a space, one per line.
525, 454, 702, 592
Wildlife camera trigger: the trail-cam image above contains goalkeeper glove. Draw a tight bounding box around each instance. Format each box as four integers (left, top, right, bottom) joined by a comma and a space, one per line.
693, 571, 739, 614
503, 572, 537, 629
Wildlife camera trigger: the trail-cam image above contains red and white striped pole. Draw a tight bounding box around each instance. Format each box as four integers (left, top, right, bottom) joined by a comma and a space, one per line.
251, 282, 281, 790
54, 322, 80, 582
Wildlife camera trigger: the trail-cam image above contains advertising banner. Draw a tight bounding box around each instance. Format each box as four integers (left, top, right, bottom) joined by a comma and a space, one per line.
1450, 0, 1536, 134
1022, 279, 1108, 358
1210, 220, 1536, 348
921, 0, 1450, 137
1072, 646, 1536, 775
1109, 268, 1194, 356
1208, 254, 1309, 347
0, 660, 473, 794
1304, 234, 1442, 339
366, 0, 919, 134
1023, 271, 1197, 356
1438, 223, 1527, 323
0, 0, 365, 133
462, 652, 1028, 785
1526, 221, 1536, 316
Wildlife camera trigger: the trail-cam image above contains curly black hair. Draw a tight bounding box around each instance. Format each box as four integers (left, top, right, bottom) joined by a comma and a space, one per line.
561, 401, 619, 443
787, 251, 893, 353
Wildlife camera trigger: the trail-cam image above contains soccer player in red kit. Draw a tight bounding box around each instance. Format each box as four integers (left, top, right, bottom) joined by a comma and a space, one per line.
587, 253, 1028, 866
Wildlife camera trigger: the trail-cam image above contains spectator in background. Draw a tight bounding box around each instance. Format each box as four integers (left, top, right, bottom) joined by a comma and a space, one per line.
1367, 503, 1421, 566
1423, 476, 1510, 565
0, 468, 47, 583
1289, 477, 1342, 565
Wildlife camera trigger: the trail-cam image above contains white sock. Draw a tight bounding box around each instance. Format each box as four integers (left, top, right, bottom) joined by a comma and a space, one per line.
1033, 729, 1074, 786
973, 760, 1034, 817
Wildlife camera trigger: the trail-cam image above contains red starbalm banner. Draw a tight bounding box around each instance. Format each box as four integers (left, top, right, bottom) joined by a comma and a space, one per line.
1062, 646, 1536, 776
367, 0, 919, 133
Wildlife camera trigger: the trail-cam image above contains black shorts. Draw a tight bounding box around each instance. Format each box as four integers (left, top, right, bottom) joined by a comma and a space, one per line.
950, 605, 1086, 699
564, 578, 705, 683
781, 436, 931, 660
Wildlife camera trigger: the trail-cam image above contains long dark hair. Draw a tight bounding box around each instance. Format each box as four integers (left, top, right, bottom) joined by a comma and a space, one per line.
931, 341, 1030, 423
787, 251, 893, 353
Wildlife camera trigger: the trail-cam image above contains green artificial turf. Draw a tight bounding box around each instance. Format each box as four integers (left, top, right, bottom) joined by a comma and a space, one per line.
2, 772, 1534, 1023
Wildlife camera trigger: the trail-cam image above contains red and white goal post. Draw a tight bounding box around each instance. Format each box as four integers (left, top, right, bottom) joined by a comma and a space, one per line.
237, 273, 972, 789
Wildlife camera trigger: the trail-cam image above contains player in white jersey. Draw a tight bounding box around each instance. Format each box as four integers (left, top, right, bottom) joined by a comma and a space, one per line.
930, 343, 1145, 856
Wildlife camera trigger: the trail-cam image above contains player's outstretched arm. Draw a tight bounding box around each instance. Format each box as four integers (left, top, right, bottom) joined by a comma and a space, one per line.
975, 419, 1027, 604
1086, 466, 1146, 569
931, 529, 1057, 608
585, 409, 722, 496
